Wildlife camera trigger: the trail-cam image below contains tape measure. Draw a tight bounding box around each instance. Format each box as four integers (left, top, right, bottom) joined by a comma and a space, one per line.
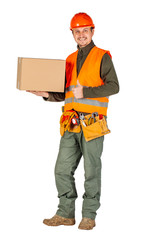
71, 116, 80, 125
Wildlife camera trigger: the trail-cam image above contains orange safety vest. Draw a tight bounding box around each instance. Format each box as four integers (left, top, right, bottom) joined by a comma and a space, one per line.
64, 46, 112, 116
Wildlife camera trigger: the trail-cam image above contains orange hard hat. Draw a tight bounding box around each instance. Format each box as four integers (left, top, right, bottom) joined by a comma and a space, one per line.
70, 12, 95, 30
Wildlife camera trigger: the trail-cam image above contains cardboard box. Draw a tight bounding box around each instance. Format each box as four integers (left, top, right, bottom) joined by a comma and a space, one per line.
17, 57, 65, 92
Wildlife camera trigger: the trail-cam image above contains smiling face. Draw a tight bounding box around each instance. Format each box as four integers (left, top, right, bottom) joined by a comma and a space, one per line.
72, 26, 94, 48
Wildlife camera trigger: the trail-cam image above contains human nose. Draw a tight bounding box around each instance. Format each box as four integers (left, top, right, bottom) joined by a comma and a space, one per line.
79, 31, 85, 37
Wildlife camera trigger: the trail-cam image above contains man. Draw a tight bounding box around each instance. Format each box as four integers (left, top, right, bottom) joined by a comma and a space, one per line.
29, 12, 119, 230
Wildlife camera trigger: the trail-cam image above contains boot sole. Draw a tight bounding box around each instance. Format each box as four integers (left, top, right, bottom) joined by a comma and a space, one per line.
43, 221, 75, 227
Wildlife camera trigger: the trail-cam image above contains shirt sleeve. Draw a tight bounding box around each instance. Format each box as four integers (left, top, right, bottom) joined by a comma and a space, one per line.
43, 92, 65, 102
83, 53, 119, 98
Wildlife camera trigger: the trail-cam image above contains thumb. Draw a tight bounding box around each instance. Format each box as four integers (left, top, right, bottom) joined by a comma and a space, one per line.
77, 80, 81, 87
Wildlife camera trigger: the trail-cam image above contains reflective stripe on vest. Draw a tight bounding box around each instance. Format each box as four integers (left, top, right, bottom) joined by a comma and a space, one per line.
65, 97, 109, 108
64, 46, 112, 116
65, 85, 109, 108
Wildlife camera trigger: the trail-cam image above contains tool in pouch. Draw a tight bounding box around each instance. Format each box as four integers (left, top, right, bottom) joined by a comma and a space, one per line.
80, 112, 110, 142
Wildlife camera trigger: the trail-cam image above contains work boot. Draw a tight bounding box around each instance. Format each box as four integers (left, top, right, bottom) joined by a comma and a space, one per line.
78, 218, 96, 230
43, 214, 75, 226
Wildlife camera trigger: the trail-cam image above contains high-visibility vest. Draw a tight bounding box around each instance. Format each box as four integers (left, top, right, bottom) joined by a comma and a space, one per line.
64, 46, 111, 116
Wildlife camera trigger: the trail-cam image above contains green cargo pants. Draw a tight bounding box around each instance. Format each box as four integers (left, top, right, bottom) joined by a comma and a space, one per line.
54, 130, 104, 220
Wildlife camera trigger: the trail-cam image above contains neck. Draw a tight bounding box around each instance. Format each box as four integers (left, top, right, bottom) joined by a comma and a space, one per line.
78, 40, 92, 49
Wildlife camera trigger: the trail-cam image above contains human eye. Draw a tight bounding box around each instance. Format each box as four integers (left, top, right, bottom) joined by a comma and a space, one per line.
83, 29, 88, 33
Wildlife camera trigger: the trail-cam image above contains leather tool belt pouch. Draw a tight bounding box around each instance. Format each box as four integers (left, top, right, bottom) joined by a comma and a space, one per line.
80, 114, 110, 142
60, 110, 81, 136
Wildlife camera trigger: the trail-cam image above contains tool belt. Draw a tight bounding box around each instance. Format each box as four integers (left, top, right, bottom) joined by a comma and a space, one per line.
60, 110, 110, 142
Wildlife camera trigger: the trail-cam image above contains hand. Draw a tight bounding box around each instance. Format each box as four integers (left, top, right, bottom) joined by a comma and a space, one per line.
72, 80, 83, 99
26, 91, 49, 98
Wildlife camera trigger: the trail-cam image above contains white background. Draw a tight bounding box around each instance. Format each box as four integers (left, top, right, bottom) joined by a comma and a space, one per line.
0, 0, 160, 239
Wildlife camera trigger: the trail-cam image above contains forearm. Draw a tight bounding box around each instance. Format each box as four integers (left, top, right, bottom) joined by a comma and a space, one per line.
83, 81, 119, 98
43, 92, 65, 102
